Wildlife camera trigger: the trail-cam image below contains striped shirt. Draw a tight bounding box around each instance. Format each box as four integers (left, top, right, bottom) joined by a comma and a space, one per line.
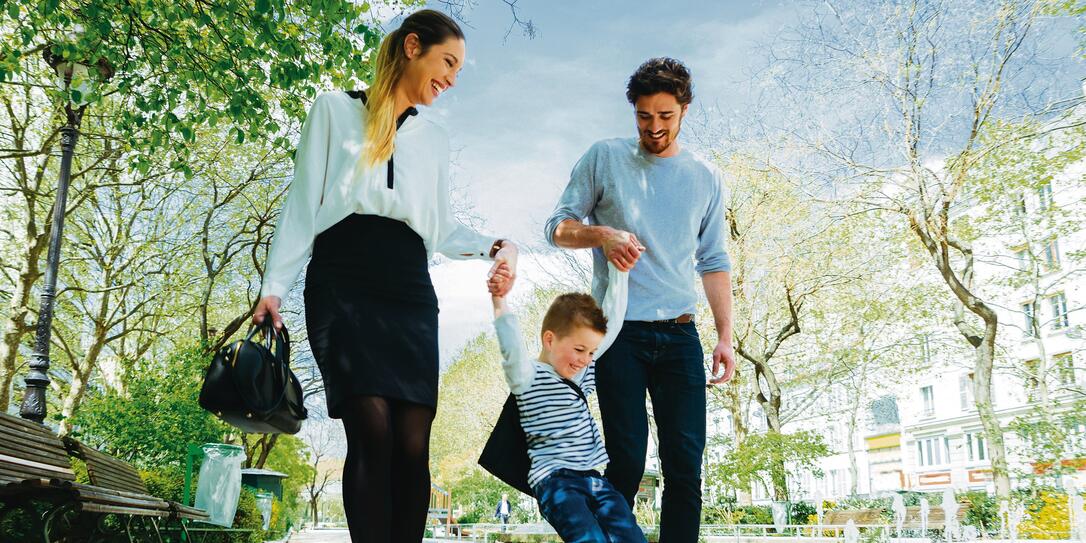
494, 265, 628, 488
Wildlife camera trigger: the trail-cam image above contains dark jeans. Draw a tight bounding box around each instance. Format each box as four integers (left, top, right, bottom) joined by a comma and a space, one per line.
596, 320, 706, 543
533, 469, 647, 543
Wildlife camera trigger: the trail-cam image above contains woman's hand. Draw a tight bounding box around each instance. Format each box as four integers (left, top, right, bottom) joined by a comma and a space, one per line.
487, 241, 518, 297
252, 295, 284, 330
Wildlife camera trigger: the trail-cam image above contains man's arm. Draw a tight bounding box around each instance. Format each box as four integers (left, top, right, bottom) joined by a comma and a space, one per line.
553, 220, 645, 272
703, 271, 735, 385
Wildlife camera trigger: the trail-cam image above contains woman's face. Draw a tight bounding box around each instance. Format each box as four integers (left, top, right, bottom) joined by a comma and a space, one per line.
401, 34, 465, 107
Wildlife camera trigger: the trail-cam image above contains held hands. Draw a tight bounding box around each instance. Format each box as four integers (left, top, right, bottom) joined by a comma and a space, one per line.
252, 295, 284, 330
487, 241, 518, 297
709, 339, 736, 385
601, 228, 645, 272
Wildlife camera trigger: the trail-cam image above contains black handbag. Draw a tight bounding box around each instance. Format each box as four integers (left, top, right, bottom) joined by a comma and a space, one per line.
478, 380, 589, 497
199, 323, 307, 434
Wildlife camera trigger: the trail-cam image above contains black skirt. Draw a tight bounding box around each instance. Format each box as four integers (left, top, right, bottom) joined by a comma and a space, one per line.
304, 214, 439, 419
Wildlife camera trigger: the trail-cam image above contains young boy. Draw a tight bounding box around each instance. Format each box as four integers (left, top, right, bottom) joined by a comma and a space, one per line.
490, 264, 646, 542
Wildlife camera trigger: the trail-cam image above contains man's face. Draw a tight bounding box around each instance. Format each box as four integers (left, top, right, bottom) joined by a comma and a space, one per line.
635, 92, 688, 157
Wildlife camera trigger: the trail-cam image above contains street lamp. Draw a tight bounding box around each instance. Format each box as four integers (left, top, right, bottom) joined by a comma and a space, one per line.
19, 46, 113, 423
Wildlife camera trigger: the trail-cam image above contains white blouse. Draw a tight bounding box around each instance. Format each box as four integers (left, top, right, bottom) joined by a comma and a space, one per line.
261, 91, 497, 300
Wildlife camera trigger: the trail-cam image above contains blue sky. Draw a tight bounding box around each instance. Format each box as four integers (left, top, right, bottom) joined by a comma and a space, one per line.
405, 1, 804, 364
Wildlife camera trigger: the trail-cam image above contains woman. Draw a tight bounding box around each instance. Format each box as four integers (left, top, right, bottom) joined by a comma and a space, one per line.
252, 10, 517, 541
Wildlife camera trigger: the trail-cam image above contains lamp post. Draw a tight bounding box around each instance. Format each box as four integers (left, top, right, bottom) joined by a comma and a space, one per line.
19, 47, 113, 423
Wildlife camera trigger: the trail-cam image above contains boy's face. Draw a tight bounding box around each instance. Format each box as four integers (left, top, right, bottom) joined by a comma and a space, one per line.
542, 325, 605, 380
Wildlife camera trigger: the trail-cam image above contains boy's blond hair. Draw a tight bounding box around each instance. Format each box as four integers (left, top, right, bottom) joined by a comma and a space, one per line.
541, 293, 608, 338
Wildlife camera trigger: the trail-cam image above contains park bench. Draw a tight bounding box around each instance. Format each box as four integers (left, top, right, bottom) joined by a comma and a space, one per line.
63, 436, 216, 540
0, 411, 169, 541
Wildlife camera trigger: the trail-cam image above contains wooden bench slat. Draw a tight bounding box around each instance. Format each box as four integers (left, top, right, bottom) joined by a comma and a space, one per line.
0, 442, 72, 469
0, 422, 72, 453
80, 502, 170, 517
170, 502, 211, 521
0, 414, 59, 438
0, 461, 75, 483
84, 468, 146, 492
73, 488, 170, 510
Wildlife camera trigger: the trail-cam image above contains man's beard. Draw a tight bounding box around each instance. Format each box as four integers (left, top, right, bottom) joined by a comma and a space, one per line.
641, 131, 677, 154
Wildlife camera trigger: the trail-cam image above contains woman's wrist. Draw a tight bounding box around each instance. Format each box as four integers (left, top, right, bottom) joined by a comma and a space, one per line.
490, 239, 516, 259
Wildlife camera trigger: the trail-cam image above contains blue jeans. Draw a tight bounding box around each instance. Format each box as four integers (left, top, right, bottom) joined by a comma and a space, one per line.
596, 320, 706, 543
533, 469, 647, 543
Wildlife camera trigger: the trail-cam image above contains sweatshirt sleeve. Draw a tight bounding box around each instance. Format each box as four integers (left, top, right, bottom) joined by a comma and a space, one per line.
494, 314, 536, 395
543, 142, 602, 247
594, 263, 629, 359
260, 93, 335, 299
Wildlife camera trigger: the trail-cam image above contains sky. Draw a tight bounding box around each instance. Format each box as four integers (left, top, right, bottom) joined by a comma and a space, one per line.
410, 0, 803, 367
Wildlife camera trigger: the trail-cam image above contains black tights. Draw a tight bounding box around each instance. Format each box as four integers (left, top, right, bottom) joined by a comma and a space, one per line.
340, 395, 435, 542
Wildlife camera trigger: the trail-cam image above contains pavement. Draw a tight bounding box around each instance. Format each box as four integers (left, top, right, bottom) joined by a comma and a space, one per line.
286, 529, 450, 542
287, 529, 350, 543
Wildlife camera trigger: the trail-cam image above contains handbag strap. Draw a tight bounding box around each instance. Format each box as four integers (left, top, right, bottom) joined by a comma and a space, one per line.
560, 378, 588, 405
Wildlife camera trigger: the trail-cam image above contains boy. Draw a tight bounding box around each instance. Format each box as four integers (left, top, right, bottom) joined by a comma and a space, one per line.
490, 264, 646, 542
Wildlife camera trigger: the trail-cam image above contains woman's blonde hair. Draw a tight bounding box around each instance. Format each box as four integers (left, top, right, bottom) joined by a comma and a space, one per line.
364, 9, 464, 167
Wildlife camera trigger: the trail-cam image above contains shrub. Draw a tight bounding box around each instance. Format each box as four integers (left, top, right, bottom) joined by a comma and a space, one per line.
141, 464, 187, 504
790, 501, 817, 525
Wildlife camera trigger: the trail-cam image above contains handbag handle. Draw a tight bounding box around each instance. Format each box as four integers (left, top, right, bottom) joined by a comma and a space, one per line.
233, 322, 295, 417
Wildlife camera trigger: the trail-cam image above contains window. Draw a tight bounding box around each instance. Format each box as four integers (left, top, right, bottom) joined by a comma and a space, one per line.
1014, 247, 1030, 272
965, 432, 988, 462
916, 436, 950, 467
1023, 302, 1039, 337
1037, 182, 1053, 211
1025, 359, 1041, 402
959, 373, 975, 410
920, 386, 935, 417
1043, 240, 1061, 271
1050, 293, 1069, 330
1054, 353, 1075, 386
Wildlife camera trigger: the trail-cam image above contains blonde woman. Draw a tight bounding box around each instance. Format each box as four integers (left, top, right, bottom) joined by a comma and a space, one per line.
252, 10, 517, 541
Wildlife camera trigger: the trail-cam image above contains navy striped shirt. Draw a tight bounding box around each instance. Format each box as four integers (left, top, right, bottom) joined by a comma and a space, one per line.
494, 266, 628, 488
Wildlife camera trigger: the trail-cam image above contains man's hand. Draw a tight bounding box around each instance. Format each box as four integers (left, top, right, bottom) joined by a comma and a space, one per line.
601, 228, 645, 272
488, 242, 518, 297
709, 339, 736, 385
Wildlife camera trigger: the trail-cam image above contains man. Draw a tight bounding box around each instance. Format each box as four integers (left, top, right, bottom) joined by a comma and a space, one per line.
494, 493, 511, 528
543, 57, 735, 542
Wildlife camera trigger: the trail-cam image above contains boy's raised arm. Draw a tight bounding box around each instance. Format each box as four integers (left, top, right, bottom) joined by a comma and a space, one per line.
594, 264, 629, 359
492, 295, 535, 395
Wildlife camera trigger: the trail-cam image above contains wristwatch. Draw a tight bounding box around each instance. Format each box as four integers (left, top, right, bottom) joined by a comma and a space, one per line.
489, 239, 507, 259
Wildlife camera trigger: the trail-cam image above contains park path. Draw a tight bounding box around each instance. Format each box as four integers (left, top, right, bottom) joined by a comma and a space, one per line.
288, 529, 350, 542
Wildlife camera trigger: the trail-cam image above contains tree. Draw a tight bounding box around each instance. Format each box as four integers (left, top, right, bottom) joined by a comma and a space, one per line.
0, 0, 392, 163
706, 430, 830, 504
768, 0, 1079, 499
299, 421, 340, 527
69, 342, 228, 468
712, 155, 858, 501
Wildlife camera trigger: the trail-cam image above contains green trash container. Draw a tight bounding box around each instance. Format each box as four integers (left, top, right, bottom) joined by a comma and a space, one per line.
194, 443, 247, 527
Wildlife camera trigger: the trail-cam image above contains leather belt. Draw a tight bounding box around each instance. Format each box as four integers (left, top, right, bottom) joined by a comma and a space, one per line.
652, 313, 694, 324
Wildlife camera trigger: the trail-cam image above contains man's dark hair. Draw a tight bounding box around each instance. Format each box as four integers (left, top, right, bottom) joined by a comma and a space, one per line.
626, 57, 694, 106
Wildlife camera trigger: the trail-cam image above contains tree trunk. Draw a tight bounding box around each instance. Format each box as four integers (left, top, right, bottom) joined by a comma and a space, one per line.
311, 497, 319, 526
974, 322, 1012, 498
0, 236, 46, 411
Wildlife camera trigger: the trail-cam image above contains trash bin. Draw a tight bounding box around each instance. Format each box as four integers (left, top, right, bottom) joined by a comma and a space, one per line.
255, 489, 274, 530
194, 443, 247, 527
